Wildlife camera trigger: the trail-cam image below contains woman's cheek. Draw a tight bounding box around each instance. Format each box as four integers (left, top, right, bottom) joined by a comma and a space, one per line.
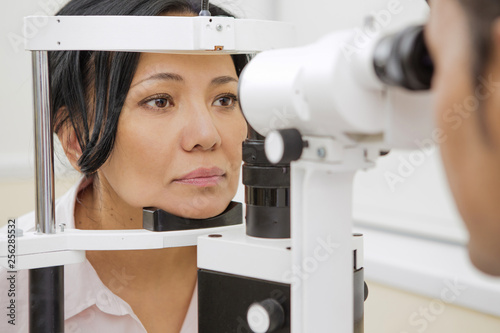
226, 113, 246, 153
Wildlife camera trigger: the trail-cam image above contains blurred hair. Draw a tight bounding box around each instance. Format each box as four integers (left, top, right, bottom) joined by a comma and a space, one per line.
50, 0, 249, 175
451, 0, 500, 138
457, 0, 500, 81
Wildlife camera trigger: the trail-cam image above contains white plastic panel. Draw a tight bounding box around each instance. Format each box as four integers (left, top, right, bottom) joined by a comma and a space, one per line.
24, 16, 295, 53
0, 225, 244, 269
198, 228, 292, 284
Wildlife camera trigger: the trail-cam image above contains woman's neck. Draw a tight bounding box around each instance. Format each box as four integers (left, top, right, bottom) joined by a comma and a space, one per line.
74, 173, 198, 290
76, 174, 143, 230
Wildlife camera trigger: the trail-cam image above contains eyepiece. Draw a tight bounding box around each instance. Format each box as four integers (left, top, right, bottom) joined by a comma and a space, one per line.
373, 25, 434, 91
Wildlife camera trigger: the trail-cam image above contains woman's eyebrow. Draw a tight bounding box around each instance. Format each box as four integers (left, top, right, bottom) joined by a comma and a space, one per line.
131, 72, 183, 88
131, 73, 237, 89
210, 76, 238, 87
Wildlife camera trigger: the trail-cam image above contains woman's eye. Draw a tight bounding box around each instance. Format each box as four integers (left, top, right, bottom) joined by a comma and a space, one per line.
146, 98, 171, 109
139, 94, 174, 110
213, 95, 236, 108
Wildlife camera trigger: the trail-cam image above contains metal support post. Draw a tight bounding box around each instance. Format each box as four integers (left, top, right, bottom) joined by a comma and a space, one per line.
29, 50, 64, 333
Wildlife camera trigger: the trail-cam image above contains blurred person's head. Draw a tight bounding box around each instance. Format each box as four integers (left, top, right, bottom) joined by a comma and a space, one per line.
425, 0, 500, 275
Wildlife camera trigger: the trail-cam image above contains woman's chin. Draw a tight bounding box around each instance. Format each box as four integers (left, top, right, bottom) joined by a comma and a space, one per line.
159, 199, 231, 220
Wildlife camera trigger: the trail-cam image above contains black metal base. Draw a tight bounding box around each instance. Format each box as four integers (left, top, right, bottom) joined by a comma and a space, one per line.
354, 268, 365, 332
198, 268, 366, 333
198, 269, 291, 333
29, 265, 64, 333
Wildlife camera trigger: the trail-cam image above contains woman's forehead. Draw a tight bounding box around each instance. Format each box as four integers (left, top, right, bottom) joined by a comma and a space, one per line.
133, 53, 237, 82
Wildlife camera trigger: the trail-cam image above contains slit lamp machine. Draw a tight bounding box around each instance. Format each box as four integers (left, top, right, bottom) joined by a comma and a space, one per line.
0, 0, 434, 332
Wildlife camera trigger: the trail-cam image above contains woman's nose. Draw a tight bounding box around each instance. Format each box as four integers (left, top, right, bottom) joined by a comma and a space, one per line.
180, 104, 222, 152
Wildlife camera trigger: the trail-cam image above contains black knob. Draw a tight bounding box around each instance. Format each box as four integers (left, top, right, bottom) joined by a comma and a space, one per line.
265, 128, 304, 164
247, 298, 285, 333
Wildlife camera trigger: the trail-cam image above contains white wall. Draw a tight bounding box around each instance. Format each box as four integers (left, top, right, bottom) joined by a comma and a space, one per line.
276, 0, 427, 44
1, 0, 70, 180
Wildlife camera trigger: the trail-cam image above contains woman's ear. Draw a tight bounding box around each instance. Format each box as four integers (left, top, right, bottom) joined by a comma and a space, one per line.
56, 108, 83, 172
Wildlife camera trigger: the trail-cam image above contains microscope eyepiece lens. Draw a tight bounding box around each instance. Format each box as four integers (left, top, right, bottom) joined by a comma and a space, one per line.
373, 25, 434, 91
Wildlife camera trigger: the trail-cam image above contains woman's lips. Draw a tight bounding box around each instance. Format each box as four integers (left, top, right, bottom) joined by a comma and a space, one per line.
174, 176, 224, 186
173, 167, 225, 187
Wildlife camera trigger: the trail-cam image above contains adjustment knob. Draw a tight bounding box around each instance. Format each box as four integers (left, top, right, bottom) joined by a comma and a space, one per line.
265, 128, 304, 164
247, 298, 285, 333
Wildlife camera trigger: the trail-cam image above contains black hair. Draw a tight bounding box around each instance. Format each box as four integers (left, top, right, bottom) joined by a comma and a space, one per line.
454, 0, 500, 139
457, 0, 500, 83
50, 0, 249, 175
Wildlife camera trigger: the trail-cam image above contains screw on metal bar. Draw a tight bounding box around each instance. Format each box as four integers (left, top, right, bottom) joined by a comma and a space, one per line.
364, 15, 376, 29
216, 24, 223, 31
317, 147, 327, 158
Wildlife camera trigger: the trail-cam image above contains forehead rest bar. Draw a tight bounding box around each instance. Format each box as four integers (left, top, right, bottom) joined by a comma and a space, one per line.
24, 16, 296, 53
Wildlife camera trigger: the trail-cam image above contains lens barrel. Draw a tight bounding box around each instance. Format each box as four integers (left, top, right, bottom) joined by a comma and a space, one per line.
243, 127, 291, 239
373, 25, 434, 91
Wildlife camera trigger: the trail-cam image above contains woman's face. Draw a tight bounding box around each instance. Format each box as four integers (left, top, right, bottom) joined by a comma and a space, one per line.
99, 53, 247, 219
426, 0, 500, 275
